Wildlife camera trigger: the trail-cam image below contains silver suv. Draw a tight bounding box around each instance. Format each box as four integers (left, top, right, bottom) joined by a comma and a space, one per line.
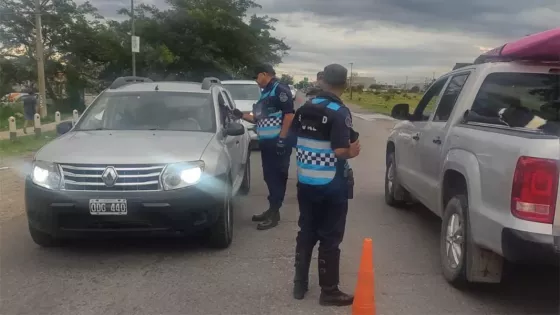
26, 77, 251, 249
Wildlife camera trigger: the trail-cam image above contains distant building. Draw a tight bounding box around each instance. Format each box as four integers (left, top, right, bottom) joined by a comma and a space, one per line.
350, 76, 376, 88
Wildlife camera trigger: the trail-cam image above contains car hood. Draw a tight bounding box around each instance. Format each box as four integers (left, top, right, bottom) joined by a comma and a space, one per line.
36, 130, 215, 164
234, 100, 256, 112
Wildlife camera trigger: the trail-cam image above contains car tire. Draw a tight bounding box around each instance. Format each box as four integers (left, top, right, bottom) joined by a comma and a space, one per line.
440, 194, 469, 288
28, 225, 59, 247
384, 151, 408, 207
238, 153, 250, 195
207, 180, 234, 249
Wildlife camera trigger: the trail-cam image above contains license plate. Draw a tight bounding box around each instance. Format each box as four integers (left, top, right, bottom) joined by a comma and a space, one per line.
89, 199, 127, 215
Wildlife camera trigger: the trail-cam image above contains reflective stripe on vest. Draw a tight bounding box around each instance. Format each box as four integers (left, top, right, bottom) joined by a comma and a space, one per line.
256, 82, 282, 139
296, 99, 341, 186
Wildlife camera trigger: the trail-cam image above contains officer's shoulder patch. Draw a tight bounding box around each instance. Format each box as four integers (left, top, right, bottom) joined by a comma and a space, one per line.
345, 115, 353, 128
279, 92, 288, 102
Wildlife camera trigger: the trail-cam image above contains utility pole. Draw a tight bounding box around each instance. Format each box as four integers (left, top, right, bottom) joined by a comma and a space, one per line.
349, 62, 353, 100
34, 0, 47, 117
404, 76, 408, 91
131, 0, 136, 76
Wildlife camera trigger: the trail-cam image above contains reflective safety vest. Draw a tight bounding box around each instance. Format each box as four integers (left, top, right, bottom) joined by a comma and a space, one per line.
295, 97, 343, 186
253, 81, 281, 140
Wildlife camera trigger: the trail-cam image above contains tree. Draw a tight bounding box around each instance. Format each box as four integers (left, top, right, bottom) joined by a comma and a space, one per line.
409, 86, 420, 93
0, 0, 290, 106
279, 74, 294, 85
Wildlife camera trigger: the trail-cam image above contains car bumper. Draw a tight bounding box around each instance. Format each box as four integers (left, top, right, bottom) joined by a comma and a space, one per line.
25, 177, 224, 238
501, 228, 560, 265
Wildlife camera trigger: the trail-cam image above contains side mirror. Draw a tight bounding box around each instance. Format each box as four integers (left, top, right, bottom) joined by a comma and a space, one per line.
391, 103, 410, 120
56, 121, 73, 135
225, 122, 245, 136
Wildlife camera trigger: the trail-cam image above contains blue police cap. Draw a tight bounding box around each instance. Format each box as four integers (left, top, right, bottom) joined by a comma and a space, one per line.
323, 64, 347, 86
252, 64, 276, 78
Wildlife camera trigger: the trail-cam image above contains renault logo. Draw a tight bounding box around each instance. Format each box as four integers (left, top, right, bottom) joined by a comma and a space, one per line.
101, 167, 118, 187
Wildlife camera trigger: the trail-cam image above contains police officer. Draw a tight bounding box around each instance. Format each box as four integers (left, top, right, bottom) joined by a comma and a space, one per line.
305, 71, 324, 99
290, 64, 360, 306
232, 64, 295, 230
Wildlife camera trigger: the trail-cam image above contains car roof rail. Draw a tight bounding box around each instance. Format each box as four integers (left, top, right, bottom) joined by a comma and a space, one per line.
201, 77, 221, 90
109, 76, 153, 89
452, 63, 473, 70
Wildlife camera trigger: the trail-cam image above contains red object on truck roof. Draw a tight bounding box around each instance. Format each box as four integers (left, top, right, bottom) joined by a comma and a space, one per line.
474, 27, 560, 64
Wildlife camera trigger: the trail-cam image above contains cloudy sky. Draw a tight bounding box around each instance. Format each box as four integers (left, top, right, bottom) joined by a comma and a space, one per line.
85, 0, 559, 83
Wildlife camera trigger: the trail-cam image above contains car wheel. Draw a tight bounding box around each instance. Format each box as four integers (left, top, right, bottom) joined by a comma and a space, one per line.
207, 180, 234, 249
238, 153, 250, 195
384, 152, 408, 207
28, 225, 59, 247
440, 194, 469, 288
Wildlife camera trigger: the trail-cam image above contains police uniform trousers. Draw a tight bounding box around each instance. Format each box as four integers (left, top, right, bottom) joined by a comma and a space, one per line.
259, 139, 292, 210
295, 179, 349, 289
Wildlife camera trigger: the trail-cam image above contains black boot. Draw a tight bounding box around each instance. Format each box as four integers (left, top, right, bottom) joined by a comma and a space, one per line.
318, 250, 354, 306
251, 209, 269, 222
293, 247, 313, 300
256, 210, 280, 230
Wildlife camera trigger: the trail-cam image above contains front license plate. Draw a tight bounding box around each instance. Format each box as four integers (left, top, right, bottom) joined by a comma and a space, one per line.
89, 199, 127, 215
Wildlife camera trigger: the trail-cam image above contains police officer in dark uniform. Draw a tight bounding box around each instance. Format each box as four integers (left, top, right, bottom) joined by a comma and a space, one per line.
305, 71, 324, 99
232, 64, 295, 230
290, 64, 360, 306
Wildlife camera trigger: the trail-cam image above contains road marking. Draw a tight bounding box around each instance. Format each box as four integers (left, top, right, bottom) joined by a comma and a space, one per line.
0, 167, 10, 171
353, 113, 396, 121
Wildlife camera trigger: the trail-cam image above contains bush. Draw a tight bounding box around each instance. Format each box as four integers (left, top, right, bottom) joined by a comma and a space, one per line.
373, 91, 381, 95
0, 101, 25, 130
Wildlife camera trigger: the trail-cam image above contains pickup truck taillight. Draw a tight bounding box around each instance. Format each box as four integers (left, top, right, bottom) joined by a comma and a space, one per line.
511, 156, 559, 224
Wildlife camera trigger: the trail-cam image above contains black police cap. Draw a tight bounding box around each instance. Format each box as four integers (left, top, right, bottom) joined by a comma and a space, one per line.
322, 64, 347, 86
252, 64, 276, 77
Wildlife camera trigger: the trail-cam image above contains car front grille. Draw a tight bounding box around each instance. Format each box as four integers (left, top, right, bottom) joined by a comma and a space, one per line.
60, 164, 165, 191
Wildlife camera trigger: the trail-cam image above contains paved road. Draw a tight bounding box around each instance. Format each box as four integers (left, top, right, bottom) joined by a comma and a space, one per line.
1, 97, 558, 315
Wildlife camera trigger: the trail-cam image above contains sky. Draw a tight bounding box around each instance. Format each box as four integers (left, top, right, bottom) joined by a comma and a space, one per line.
85, 0, 559, 83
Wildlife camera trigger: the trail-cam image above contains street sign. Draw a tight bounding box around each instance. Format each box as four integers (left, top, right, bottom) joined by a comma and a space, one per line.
131, 36, 140, 53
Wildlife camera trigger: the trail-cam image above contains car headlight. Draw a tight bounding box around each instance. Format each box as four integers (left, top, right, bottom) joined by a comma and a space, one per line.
161, 161, 204, 190
31, 161, 62, 190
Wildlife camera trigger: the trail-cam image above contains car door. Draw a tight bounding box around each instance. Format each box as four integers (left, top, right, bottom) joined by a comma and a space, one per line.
399, 76, 449, 203
416, 72, 471, 211
218, 89, 243, 183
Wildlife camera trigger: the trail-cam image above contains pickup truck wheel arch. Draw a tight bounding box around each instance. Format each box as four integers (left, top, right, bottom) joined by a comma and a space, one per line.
440, 177, 504, 286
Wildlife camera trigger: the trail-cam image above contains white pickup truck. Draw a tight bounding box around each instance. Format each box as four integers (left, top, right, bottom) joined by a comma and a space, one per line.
385, 56, 559, 288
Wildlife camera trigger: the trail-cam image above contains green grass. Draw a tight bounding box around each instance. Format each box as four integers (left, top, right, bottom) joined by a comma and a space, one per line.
0, 131, 58, 157
342, 91, 423, 115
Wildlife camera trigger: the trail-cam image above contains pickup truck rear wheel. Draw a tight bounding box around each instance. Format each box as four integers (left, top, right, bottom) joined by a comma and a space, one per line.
207, 181, 234, 249
384, 152, 408, 207
440, 194, 469, 288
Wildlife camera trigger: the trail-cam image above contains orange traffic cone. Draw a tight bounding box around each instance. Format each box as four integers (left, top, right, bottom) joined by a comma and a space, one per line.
352, 238, 375, 315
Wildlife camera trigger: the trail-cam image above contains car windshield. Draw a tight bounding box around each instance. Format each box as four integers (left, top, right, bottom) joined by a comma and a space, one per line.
471, 72, 559, 135
75, 91, 215, 132
223, 84, 261, 100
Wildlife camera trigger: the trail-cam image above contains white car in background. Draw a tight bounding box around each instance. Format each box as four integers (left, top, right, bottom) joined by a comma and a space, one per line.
289, 85, 297, 98
221, 80, 261, 148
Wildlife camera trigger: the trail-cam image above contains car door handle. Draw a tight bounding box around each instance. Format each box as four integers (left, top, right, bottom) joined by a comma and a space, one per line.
432, 138, 442, 145
235, 140, 240, 145
412, 133, 420, 141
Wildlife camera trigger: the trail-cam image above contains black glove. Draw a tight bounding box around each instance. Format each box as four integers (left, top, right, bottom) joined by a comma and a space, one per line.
232, 108, 243, 119
350, 129, 359, 143
276, 137, 287, 155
